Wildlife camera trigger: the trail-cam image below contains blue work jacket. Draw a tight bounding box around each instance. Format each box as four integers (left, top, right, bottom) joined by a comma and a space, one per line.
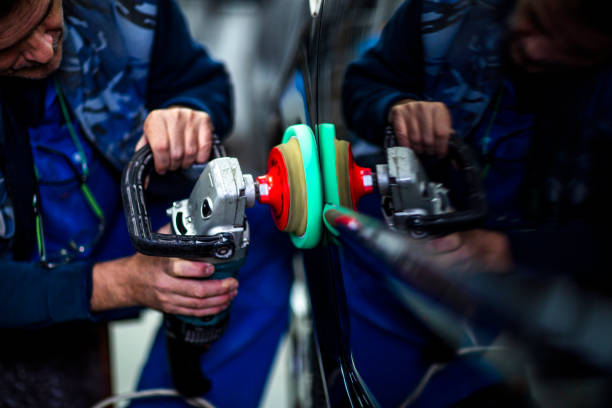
0, 0, 233, 327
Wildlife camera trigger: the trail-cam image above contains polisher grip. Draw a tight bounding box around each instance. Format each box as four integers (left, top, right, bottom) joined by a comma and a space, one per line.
121, 144, 236, 259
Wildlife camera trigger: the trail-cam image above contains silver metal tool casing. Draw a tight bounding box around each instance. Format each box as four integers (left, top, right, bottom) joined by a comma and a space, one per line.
376, 147, 452, 232
167, 157, 256, 262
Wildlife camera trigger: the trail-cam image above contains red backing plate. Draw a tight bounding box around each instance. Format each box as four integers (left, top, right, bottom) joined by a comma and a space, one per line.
257, 146, 291, 230
348, 146, 374, 209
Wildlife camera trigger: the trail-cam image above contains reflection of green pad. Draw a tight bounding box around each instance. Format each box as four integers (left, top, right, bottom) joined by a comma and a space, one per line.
319, 123, 352, 208
282, 125, 322, 249
335, 140, 352, 208
319, 123, 340, 206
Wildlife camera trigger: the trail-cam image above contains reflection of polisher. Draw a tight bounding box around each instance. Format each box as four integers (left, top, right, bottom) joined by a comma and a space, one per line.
121, 124, 322, 397
319, 124, 486, 235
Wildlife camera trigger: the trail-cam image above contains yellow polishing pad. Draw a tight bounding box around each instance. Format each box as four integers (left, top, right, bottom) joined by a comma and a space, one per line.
276, 138, 308, 236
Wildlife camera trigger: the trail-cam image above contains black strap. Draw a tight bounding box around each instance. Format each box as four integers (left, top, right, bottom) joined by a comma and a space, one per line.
0, 89, 38, 260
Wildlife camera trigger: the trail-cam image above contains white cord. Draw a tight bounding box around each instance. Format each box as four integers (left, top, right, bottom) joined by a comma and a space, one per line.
399, 363, 446, 408
398, 345, 510, 408
90, 388, 216, 408
461, 321, 479, 346
457, 345, 507, 356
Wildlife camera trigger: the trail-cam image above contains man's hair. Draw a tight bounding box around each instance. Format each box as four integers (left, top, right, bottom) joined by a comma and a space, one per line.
0, 0, 20, 19
564, 0, 612, 37
0, 0, 35, 19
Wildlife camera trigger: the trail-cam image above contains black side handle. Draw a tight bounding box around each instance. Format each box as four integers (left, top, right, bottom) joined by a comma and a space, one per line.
121, 144, 235, 259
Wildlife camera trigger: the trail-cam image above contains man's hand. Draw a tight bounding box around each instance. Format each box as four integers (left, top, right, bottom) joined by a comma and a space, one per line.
91, 254, 238, 317
388, 99, 453, 157
91, 253, 238, 317
91, 225, 238, 317
136, 107, 214, 175
425, 230, 514, 273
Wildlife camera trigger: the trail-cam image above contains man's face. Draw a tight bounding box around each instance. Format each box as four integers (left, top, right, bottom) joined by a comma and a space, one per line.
0, 0, 64, 79
508, 0, 612, 72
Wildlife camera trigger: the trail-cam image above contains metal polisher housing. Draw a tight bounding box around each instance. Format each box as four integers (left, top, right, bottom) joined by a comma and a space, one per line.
376, 146, 452, 232
168, 157, 255, 262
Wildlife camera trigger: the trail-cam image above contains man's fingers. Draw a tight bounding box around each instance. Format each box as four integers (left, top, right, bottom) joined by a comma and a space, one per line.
427, 230, 513, 273
164, 303, 232, 318
389, 101, 453, 156
393, 114, 410, 148
407, 113, 422, 153
172, 277, 239, 299
144, 108, 215, 172
144, 112, 170, 174
170, 259, 215, 278
426, 233, 463, 254
195, 112, 213, 164
425, 233, 472, 271
431, 246, 473, 270
157, 224, 172, 234
418, 105, 435, 155
394, 104, 423, 153
148, 136, 170, 174
167, 117, 184, 172
167, 290, 238, 310
182, 119, 199, 169
135, 135, 147, 151
196, 125, 212, 164
433, 104, 453, 157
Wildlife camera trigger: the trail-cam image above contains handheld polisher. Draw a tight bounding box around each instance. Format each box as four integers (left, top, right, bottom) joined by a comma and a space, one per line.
319, 124, 487, 236
121, 124, 321, 397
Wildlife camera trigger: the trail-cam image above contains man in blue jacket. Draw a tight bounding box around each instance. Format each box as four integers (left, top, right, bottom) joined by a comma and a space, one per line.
342, 0, 612, 406
0, 0, 287, 406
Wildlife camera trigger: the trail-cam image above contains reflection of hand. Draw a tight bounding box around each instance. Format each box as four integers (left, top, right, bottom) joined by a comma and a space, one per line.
388, 99, 453, 157
136, 107, 214, 175
426, 230, 513, 273
91, 225, 238, 317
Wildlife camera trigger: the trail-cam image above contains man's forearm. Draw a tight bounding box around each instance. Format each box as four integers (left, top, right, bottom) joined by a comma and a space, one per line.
91, 257, 136, 312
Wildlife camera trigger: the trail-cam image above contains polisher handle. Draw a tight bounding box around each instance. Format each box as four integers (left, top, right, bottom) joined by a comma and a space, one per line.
121, 144, 236, 259
404, 135, 488, 232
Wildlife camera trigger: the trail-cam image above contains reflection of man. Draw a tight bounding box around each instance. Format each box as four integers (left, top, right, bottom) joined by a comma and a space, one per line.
343, 0, 612, 406
0, 0, 237, 405
343, 0, 612, 275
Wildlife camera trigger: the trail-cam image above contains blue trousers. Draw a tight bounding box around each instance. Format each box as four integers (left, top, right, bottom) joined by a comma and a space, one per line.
341, 194, 501, 407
